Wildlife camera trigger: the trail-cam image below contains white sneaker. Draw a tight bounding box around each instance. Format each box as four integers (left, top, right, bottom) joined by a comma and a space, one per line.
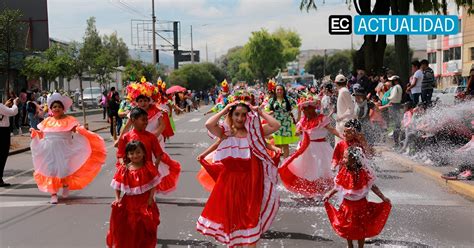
62, 187, 69, 198
50, 194, 58, 204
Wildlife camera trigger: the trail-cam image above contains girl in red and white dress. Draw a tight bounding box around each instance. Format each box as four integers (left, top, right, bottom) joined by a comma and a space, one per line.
30, 93, 106, 204
196, 94, 281, 247
323, 146, 391, 248
107, 141, 161, 248
279, 94, 342, 200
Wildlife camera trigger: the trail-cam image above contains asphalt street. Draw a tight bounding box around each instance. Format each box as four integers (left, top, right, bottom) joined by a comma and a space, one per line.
0, 110, 473, 248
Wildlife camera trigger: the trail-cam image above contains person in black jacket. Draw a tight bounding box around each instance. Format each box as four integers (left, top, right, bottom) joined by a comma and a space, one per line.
420, 59, 435, 105
108, 92, 122, 137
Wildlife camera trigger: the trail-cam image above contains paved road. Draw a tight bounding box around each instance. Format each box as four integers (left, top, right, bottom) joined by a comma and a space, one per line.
1, 110, 473, 247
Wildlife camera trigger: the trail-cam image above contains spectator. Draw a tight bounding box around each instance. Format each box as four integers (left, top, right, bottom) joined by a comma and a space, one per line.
0, 97, 19, 187
420, 59, 435, 105
369, 95, 386, 144
355, 69, 370, 93
107, 87, 117, 101
387, 75, 403, 147
407, 60, 423, 105
19, 88, 27, 126
465, 68, 474, 98
100, 91, 108, 120
334, 74, 356, 144
26, 93, 40, 130
108, 92, 122, 138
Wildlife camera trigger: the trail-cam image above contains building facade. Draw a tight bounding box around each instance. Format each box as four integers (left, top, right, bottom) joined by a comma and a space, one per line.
461, 8, 474, 78
426, 4, 463, 89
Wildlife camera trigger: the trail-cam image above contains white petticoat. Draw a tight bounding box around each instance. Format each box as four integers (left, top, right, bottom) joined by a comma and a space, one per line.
288, 141, 334, 181
31, 131, 92, 178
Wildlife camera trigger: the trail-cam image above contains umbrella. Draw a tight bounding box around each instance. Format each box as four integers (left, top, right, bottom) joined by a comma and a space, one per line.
166, 85, 187, 95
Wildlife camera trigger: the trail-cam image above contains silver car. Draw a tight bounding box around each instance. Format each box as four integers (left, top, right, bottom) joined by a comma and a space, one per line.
79, 87, 102, 109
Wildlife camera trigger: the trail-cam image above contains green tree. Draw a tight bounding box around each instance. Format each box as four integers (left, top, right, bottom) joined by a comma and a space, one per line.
244, 29, 285, 81
383, 44, 413, 76
122, 59, 166, 83
102, 32, 129, 66
305, 55, 325, 79
272, 28, 302, 62
200, 62, 226, 83
168, 64, 217, 90
0, 8, 25, 98
326, 50, 353, 78
235, 62, 255, 84
216, 46, 244, 81
80, 17, 102, 67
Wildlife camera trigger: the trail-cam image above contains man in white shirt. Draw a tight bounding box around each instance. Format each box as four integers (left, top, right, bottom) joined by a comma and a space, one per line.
0, 97, 19, 187
407, 60, 423, 105
335, 74, 355, 143
387, 75, 403, 147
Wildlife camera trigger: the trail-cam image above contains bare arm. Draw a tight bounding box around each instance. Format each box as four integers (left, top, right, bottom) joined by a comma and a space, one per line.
114, 190, 121, 202
322, 188, 338, 202
152, 116, 166, 137
325, 125, 343, 140
114, 119, 131, 147
205, 103, 235, 138
258, 108, 281, 136
147, 188, 156, 206
371, 184, 390, 203
196, 138, 223, 161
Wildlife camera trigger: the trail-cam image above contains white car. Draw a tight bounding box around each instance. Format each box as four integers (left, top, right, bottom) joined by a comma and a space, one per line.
436, 86, 466, 106
79, 87, 102, 109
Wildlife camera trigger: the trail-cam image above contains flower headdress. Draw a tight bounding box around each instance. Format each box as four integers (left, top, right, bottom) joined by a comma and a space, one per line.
157, 77, 167, 92
228, 90, 252, 104
267, 79, 276, 92
297, 92, 320, 109
221, 79, 230, 94
126, 76, 161, 103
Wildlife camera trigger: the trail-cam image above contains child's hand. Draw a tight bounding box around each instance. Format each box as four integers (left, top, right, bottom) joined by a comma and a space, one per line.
322, 193, 331, 202
148, 197, 155, 206
112, 198, 121, 206
196, 155, 203, 161
382, 196, 391, 203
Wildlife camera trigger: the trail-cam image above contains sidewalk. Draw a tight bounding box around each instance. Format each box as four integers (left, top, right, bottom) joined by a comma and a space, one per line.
377, 146, 474, 200
9, 111, 109, 156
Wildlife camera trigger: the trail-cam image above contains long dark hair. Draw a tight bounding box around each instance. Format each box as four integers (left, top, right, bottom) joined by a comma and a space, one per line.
123, 141, 147, 165
270, 85, 292, 112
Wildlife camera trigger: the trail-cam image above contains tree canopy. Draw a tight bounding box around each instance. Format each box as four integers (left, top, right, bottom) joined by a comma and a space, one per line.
168, 64, 217, 90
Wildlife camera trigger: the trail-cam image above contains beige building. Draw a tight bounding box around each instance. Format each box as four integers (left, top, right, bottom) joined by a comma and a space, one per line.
462, 8, 474, 77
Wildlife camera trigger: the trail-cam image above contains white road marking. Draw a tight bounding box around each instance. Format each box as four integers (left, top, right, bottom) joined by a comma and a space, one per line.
188, 118, 202, 122
0, 200, 61, 208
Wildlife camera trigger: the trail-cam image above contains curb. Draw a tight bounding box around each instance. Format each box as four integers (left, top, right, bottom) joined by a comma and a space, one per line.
8, 125, 109, 156
378, 147, 474, 200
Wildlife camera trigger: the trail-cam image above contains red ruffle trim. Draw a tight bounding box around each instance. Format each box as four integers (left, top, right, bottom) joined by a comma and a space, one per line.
34, 127, 106, 193
161, 111, 174, 139
112, 162, 160, 189
279, 132, 332, 197
156, 152, 181, 194
325, 198, 391, 240
335, 167, 374, 190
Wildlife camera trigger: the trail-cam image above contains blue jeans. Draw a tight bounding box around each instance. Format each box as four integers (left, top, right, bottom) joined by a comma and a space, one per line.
411, 93, 421, 105
28, 113, 38, 130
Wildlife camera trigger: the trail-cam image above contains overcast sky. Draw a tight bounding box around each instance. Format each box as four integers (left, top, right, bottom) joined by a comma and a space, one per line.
48, 0, 427, 62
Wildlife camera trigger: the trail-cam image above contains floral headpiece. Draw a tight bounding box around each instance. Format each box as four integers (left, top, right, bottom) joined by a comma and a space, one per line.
228, 90, 252, 104
157, 77, 166, 91
221, 79, 230, 94
297, 92, 320, 109
126, 76, 161, 103
267, 79, 276, 92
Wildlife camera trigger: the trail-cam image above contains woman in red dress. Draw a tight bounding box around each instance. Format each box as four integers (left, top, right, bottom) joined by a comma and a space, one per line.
196, 93, 281, 247
323, 146, 391, 248
107, 141, 161, 248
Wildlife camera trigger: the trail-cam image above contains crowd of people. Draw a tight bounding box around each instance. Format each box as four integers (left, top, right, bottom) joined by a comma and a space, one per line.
0, 64, 472, 247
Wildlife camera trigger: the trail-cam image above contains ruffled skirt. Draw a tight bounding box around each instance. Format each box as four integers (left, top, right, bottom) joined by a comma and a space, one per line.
324, 198, 391, 240
30, 128, 106, 193
107, 191, 160, 248
279, 134, 334, 197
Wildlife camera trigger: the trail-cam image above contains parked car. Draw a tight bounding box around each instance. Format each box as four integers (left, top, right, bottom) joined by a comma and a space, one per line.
436, 86, 466, 106
79, 87, 102, 109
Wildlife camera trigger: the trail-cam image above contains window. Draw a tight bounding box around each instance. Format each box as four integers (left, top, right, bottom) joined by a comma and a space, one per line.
471, 47, 474, 61
443, 50, 450, 62
458, 19, 462, 34
428, 35, 437, 40
449, 47, 461, 60
428, 52, 436, 64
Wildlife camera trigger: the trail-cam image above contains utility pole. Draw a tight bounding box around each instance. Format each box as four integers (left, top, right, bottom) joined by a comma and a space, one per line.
206, 42, 208, 62
323, 49, 327, 76
152, 0, 157, 65
190, 25, 194, 64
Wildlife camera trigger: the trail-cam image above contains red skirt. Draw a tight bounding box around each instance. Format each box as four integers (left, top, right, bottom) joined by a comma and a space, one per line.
324, 198, 391, 240
197, 156, 264, 246
107, 191, 160, 248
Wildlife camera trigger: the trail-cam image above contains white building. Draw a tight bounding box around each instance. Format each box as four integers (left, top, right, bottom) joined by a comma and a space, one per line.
426, 4, 463, 89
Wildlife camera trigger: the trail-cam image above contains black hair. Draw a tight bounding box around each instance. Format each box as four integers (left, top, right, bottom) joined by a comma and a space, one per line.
227, 103, 251, 131
370, 94, 380, 102
123, 141, 146, 165
135, 94, 150, 102
111, 87, 116, 91
270, 85, 292, 112
129, 107, 148, 120
50, 100, 64, 109
344, 119, 362, 132
411, 60, 421, 68
420, 59, 429, 66
346, 146, 364, 172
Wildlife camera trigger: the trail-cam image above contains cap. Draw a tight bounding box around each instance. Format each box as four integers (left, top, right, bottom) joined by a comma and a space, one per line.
388, 75, 400, 81
335, 74, 347, 83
